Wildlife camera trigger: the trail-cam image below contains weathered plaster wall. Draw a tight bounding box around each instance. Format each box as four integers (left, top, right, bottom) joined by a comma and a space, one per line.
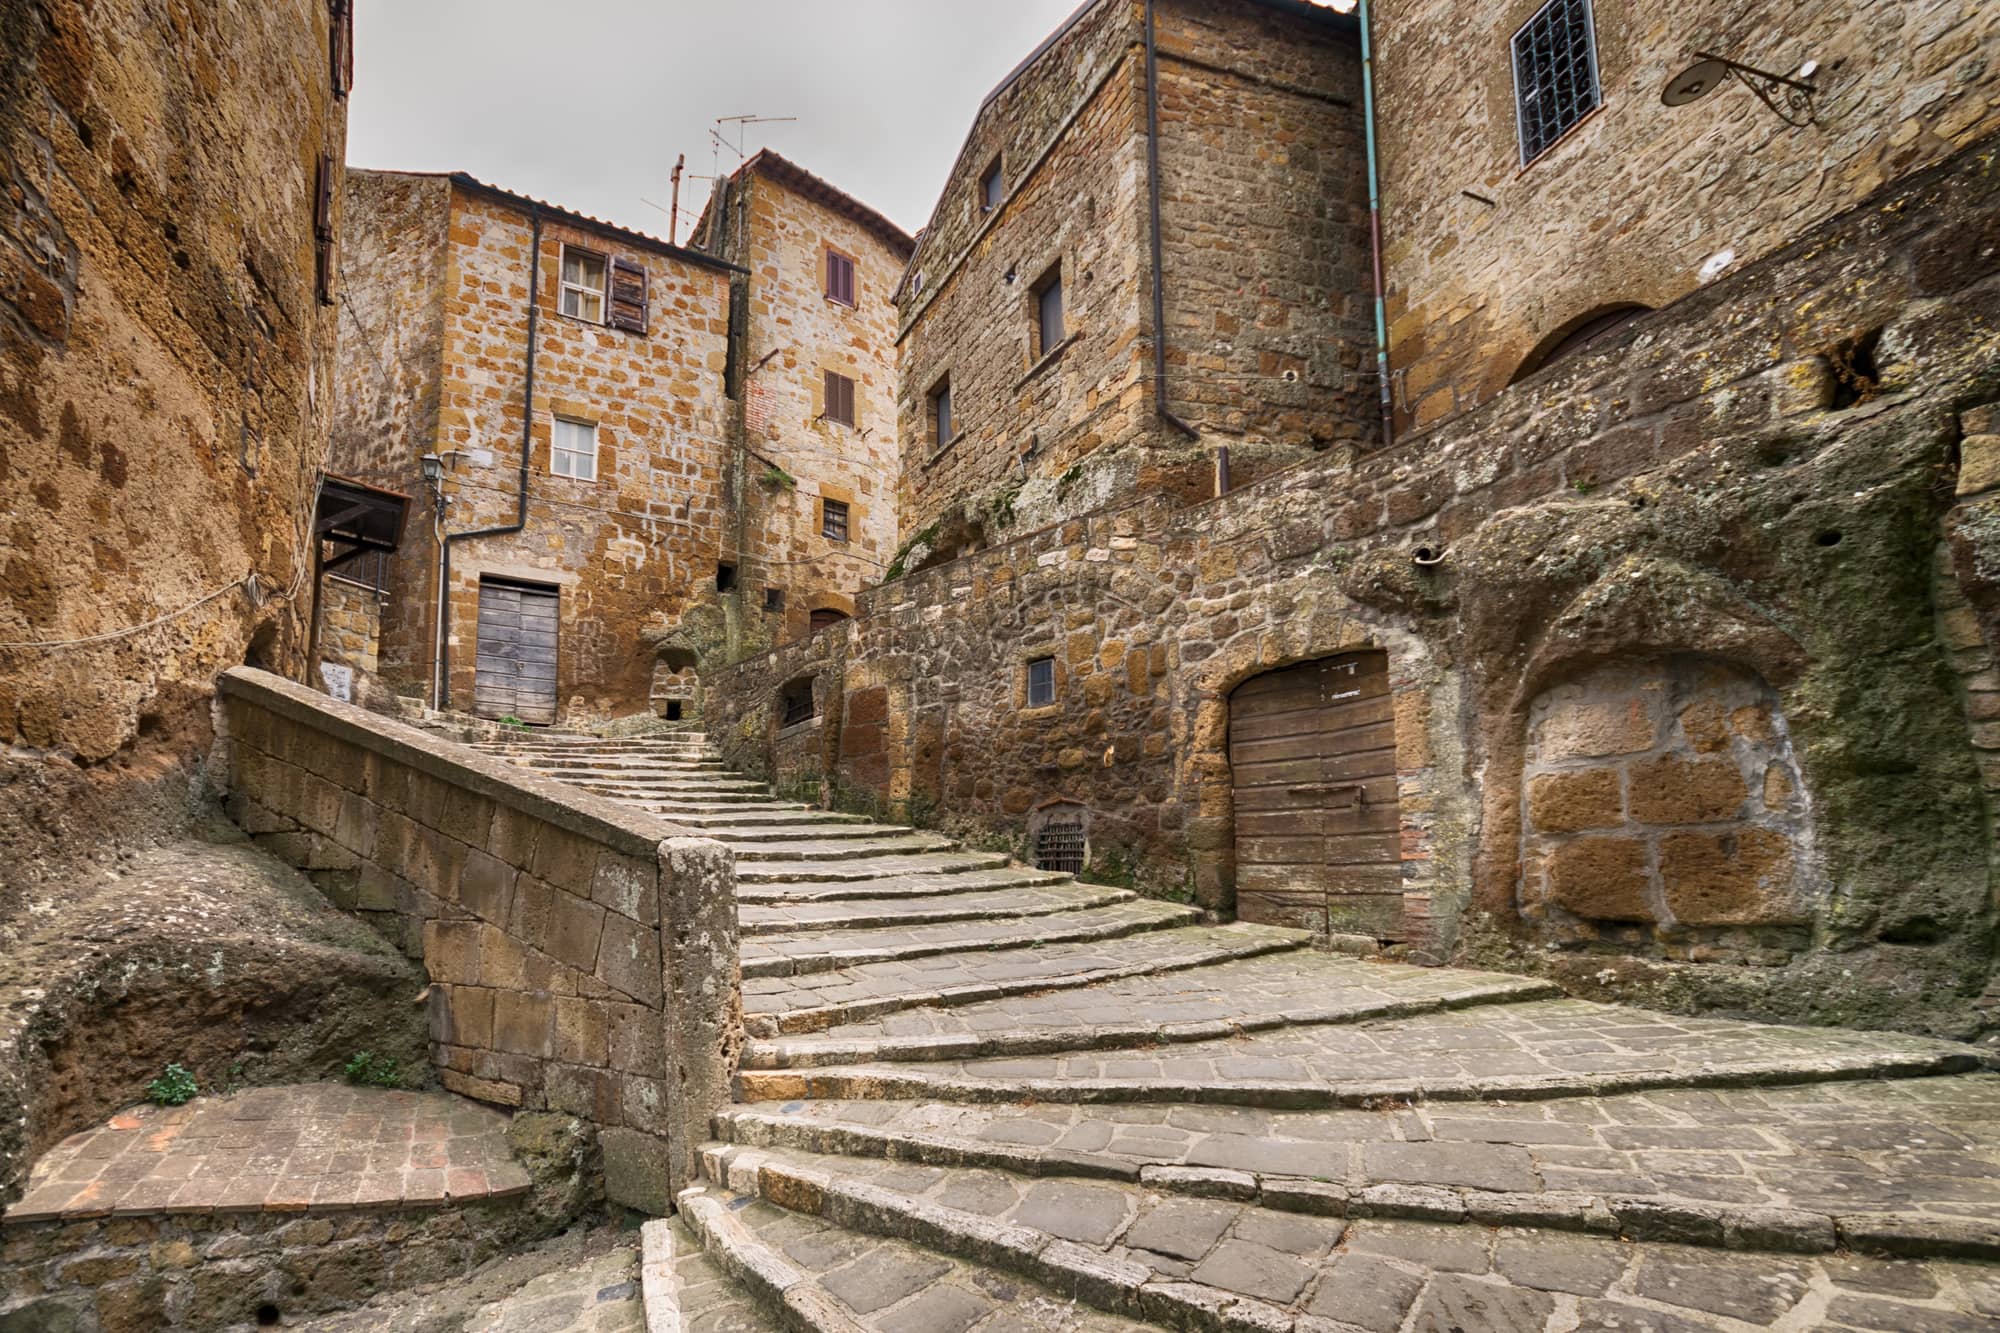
1372, 0, 2000, 434
0, 0, 348, 911
711, 137, 2000, 1037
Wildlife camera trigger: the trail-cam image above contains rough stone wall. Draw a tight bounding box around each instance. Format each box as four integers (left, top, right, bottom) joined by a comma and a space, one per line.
214, 669, 744, 1212
701, 159, 908, 646
710, 137, 2000, 1037
1153, 0, 1374, 460
893, 0, 1149, 552
1373, 0, 2000, 434
0, 0, 348, 912
332, 179, 735, 720
317, 576, 381, 678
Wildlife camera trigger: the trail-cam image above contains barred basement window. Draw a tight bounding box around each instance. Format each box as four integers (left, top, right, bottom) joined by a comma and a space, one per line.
780, 677, 817, 728
1035, 818, 1086, 876
821, 498, 850, 542
1511, 0, 1600, 164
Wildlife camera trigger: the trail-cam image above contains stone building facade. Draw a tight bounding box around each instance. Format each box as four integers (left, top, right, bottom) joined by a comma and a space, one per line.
330, 172, 739, 724
891, 0, 1375, 566
1371, 0, 2000, 434
692, 151, 914, 643
709, 135, 2000, 1036
0, 0, 352, 910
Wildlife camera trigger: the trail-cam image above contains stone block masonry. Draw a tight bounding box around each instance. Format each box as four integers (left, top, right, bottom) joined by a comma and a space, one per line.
212, 668, 743, 1213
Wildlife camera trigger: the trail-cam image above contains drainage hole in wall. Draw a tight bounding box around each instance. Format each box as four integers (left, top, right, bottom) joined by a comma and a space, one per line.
1815, 530, 1843, 548
256, 1305, 283, 1327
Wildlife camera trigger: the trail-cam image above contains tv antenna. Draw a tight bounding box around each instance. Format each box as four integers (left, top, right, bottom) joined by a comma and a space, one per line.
709, 113, 797, 180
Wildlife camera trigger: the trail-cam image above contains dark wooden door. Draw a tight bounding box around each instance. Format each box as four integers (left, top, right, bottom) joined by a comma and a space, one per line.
1228, 651, 1403, 938
473, 579, 559, 724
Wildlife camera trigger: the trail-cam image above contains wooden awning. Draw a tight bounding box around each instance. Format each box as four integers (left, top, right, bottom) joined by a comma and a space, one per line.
315, 473, 409, 569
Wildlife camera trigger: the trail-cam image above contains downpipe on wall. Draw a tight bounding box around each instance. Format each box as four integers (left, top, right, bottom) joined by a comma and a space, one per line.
1144, 0, 1204, 458
1359, 0, 1394, 448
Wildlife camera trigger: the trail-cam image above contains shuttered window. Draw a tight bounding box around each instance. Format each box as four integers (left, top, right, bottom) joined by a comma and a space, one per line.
821, 498, 850, 543
823, 371, 856, 427
329, 0, 354, 98
825, 248, 856, 306
607, 257, 649, 334
560, 246, 607, 322
314, 153, 337, 306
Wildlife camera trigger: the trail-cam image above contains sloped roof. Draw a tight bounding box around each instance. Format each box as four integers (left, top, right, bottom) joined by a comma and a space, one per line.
737, 151, 916, 259
445, 172, 746, 274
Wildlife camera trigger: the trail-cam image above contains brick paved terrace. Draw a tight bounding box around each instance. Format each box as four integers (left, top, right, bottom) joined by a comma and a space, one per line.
474, 729, 2000, 1331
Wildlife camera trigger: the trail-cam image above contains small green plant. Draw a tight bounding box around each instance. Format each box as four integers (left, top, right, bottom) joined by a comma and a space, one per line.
498, 715, 528, 731
1570, 475, 1598, 494
343, 1051, 403, 1088
759, 463, 797, 492
147, 1064, 199, 1106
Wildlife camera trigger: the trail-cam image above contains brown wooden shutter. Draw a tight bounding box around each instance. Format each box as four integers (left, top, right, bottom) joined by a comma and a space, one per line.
314, 153, 336, 306
826, 250, 855, 306
330, 0, 354, 98
824, 371, 855, 426
608, 257, 649, 334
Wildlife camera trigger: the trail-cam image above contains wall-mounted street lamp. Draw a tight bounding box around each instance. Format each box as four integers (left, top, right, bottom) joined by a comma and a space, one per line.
1663, 52, 1819, 127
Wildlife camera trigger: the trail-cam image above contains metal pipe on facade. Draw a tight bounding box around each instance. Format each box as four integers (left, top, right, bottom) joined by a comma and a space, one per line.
1359, 0, 1394, 449
434, 208, 542, 710
1143, 0, 1200, 444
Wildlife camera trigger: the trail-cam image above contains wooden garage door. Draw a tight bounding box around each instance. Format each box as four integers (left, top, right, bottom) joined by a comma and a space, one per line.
473, 579, 559, 725
1228, 651, 1404, 939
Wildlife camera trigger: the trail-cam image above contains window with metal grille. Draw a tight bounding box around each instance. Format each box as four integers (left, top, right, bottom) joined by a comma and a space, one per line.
825, 248, 856, 306
821, 498, 850, 542
823, 371, 856, 427
1035, 819, 1086, 876
779, 677, 817, 727
1026, 657, 1056, 708
1511, 0, 1599, 164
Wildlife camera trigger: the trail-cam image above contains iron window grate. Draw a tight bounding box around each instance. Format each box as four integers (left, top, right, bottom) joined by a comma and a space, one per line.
780, 679, 817, 728
822, 498, 850, 542
1035, 823, 1086, 876
1511, 0, 1599, 164
1027, 657, 1056, 707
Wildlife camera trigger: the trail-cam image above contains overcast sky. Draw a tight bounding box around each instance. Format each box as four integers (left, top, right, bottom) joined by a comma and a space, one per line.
347, 1, 1086, 242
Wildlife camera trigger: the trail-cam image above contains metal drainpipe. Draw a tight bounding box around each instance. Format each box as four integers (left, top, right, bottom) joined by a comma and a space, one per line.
1359, 0, 1394, 448
1144, 0, 1200, 445
434, 207, 542, 710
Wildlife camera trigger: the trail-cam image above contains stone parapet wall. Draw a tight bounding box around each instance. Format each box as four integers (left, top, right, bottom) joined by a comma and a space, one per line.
709, 137, 2000, 1036
212, 669, 742, 1212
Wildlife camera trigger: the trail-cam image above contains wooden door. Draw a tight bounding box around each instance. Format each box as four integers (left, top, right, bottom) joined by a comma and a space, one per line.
1228, 651, 1404, 938
473, 579, 559, 724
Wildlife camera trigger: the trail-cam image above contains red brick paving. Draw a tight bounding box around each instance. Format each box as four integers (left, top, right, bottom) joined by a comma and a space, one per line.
2, 1083, 530, 1224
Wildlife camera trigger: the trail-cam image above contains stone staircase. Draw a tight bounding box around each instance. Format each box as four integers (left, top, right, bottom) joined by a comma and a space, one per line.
477, 730, 2000, 1332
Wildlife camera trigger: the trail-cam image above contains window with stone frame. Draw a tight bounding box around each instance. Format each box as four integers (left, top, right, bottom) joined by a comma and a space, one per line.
1032, 263, 1065, 359
1511, 0, 1600, 164
929, 376, 954, 450
779, 676, 817, 727
823, 370, 857, 427
552, 417, 598, 482
980, 158, 1003, 214
825, 247, 857, 306
821, 498, 851, 543
559, 245, 608, 322
1026, 657, 1056, 708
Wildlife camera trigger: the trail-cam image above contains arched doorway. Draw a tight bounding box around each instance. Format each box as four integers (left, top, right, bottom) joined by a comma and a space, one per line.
1511, 304, 1652, 384
1228, 651, 1404, 939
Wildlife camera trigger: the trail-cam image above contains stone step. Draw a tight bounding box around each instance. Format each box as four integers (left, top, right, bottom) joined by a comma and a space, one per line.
302, 1227, 647, 1331
541, 772, 769, 792
735, 850, 1016, 885
735, 865, 1075, 903
670, 809, 878, 831
511, 758, 731, 775
738, 881, 1137, 936
710, 1073, 2000, 1260
740, 966, 1557, 1068
740, 899, 1202, 979
641, 799, 820, 817
675, 1185, 1155, 1333
737, 997, 1994, 1108
731, 833, 962, 863
702, 820, 918, 843
639, 1218, 783, 1333
739, 924, 1308, 1037
694, 1144, 2000, 1329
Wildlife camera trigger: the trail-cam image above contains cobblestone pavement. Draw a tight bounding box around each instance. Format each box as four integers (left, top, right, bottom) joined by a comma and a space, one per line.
300, 1226, 647, 1332
477, 732, 2000, 1330
4, 1083, 528, 1222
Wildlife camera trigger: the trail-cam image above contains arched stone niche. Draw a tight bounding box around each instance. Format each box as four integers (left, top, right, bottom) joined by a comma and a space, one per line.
1519, 656, 1814, 959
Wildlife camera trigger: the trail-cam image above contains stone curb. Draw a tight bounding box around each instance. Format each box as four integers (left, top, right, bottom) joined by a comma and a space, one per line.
737, 1048, 1991, 1107
741, 977, 1559, 1068
676, 1187, 870, 1333
744, 928, 1310, 1037
738, 901, 1201, 979
638, 1218, 683, 1333
735, 885, 1137, 937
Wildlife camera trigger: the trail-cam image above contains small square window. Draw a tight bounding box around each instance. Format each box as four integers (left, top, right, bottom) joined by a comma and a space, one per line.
825, 248, 856, 306
980, 159, 1003, 214
822, 498, 850, 543
823, 371, 856, 427
1511, 0, 1600, 164
552, 418, 598, 482
764, 586, 785, 612
930, 377, 953, 449
1033, 265, 1064, 358
559, 246, 607, 322
779, 676, 816, 727
716, 563, 737, 592
1026, 657, 1056, 708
